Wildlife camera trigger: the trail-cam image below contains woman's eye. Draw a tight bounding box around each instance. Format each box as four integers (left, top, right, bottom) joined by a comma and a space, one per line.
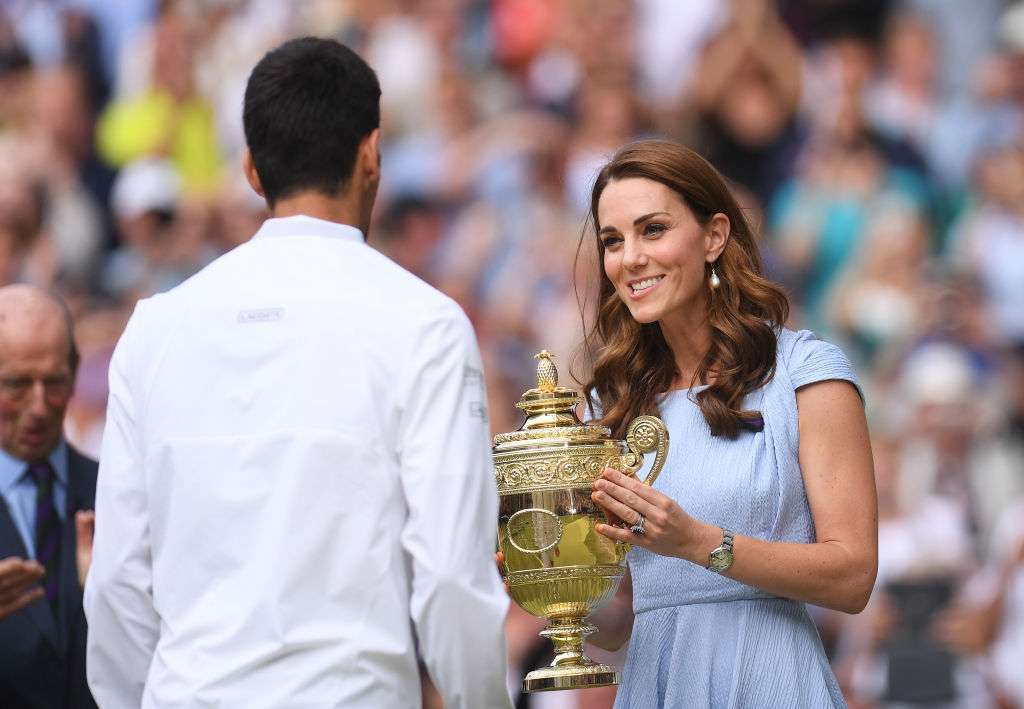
601, 235, 623, 249
643, 222, 666, 236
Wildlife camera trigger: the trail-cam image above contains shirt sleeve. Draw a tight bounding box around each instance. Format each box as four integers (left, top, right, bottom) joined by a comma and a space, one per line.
784, 329, 863, 401
84, 301, 160, 708
395, 302, 512, 709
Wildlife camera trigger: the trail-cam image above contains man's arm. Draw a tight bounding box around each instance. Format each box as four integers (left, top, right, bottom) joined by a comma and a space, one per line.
397, 304, 511, 709
84, 306, 159, 708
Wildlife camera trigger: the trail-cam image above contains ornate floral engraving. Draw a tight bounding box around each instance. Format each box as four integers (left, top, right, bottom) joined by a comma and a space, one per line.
506, 565, 626, 587
495, 449, 624, 493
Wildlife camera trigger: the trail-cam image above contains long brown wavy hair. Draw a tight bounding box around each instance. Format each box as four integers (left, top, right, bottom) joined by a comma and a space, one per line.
581, 140, 789, 439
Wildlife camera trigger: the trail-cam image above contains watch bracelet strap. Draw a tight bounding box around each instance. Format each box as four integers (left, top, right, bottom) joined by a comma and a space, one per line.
707, 527, 734, 571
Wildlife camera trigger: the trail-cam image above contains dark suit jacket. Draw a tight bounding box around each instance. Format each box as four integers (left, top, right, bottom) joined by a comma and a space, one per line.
0, 444, 98, 709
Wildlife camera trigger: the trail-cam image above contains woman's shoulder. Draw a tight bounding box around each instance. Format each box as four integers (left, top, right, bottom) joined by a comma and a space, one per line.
774, 327, 862, 396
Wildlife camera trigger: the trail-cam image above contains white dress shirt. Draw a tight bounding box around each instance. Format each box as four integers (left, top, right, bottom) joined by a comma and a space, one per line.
85, 215, 511, 708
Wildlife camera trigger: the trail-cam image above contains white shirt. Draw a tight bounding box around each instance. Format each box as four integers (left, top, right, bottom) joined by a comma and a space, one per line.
85, 215, 511, 708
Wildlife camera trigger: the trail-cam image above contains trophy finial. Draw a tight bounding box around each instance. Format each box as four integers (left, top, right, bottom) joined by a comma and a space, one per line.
535, 350, 558, 392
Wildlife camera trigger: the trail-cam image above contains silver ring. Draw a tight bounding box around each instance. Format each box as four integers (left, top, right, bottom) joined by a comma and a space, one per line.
630, 514, 646, 536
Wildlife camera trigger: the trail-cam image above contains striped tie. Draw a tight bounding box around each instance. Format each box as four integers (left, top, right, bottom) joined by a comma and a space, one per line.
29, 462, 61, 614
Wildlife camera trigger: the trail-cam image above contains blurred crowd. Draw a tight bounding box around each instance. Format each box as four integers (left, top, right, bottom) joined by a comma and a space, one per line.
2, 0, 1023, 706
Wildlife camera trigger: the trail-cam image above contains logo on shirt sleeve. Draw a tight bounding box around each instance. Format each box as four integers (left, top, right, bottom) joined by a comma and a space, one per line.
463, 365, 488, 423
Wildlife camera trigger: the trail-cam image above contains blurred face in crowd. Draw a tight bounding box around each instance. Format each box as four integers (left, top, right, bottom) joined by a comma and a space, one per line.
885, 16, 937, 91
0, 291, 75, 462
598, 177, 726, 326
32, 67, 91, 158
977, 149, 1024, 210
719, 75, 788, 147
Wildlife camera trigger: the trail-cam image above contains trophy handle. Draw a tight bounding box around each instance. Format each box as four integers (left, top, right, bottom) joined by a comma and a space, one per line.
623, 415, 670, 487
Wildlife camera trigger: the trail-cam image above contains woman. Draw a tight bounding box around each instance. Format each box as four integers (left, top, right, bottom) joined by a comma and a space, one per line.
582, 140, 876, 707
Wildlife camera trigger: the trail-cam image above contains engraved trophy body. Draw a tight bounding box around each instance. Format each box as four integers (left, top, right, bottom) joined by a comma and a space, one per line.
494, 351, 669, 693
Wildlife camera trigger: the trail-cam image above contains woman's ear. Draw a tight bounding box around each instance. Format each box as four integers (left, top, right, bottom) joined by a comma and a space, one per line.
705, 212, 730, 263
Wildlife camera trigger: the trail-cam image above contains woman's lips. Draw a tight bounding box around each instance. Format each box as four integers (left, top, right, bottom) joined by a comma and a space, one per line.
626, 275, 664, 299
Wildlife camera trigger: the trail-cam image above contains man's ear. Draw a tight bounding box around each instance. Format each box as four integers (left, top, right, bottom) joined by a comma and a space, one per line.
359, 128, 381, 184
705, 212, 730, 263
243, 149, 265, 198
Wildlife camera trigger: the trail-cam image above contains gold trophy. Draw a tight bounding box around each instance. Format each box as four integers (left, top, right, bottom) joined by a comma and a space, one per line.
494, 351, 669, 692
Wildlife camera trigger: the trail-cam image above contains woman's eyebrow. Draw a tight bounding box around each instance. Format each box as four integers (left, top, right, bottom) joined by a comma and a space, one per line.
599, 211, 670, 235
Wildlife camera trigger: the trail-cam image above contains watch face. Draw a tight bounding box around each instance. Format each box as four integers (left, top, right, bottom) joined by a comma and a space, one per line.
709, 548, 733, 572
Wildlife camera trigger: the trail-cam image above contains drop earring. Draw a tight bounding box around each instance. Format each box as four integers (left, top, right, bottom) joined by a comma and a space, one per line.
709, 266, 721, 289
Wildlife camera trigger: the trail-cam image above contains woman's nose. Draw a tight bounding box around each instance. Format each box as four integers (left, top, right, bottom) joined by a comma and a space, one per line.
622, 239, 648, 269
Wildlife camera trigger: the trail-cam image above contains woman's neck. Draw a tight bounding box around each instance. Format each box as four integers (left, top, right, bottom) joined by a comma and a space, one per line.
658, 305, 713, 388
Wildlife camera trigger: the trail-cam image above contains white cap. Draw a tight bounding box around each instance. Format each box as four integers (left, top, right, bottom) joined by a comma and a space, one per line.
902, 342, 975, 406
999, 2, 1024, 53
110, 158, 180, 219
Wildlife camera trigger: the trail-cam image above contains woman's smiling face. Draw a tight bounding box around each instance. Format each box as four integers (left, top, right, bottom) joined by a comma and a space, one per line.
597, 177, 726, 325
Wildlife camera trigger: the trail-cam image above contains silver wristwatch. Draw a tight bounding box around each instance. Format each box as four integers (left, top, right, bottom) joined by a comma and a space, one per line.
707, 528, 734, 573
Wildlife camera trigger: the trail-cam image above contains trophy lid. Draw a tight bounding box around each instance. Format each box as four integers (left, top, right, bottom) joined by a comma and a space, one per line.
493, 351, 610, 449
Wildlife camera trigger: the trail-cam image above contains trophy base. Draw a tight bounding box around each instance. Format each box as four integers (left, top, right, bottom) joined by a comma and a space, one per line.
522, 663, 620, 693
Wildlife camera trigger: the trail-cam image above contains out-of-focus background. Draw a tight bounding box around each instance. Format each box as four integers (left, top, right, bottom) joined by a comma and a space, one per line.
2, 0, 1022, 706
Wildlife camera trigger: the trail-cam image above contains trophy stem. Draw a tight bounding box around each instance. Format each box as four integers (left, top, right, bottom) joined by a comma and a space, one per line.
522, 618, 619, 693
540, 619, 594, 666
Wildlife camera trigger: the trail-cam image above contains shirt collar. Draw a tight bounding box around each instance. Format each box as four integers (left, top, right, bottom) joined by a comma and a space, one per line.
253, 215, 365, 244
0, 440, 67, 494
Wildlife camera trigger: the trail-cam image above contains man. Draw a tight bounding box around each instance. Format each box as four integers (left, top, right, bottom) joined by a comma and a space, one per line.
0, 285, 97, 708
85, 37, 511, 708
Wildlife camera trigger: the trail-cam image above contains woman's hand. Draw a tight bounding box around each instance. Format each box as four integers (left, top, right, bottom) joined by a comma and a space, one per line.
591, 467, 714, 562
494, 551, 510, 593
76, 510, 95, 588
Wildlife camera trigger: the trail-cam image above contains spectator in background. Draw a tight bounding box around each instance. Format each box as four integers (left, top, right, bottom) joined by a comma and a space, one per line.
96, 6, 220, 195
867, 13, 942, 156
828, 204, 930, 368
0, 284, 96, 708
771, 131, 927, 334
23, 65, 106, 287
986, 501, 1024, 706
950, 146, 1024, 346
0, 170, 43, 287
102, 157, 181, 299
692, 0, 804, 206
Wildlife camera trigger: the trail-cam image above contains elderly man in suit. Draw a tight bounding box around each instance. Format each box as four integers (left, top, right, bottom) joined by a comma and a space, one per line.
0, 284, 96, 708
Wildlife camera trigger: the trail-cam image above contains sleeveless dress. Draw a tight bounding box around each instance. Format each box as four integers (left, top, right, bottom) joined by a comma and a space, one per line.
613, 329, 859, 708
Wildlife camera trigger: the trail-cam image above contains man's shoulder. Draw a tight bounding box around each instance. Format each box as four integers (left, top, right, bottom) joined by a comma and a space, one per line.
382, 264, 464, 320
125, 238, 466, 333
324, 244, 468, 326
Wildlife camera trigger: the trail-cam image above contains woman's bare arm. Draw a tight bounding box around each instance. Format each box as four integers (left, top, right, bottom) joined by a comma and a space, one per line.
593, 379, 878, 614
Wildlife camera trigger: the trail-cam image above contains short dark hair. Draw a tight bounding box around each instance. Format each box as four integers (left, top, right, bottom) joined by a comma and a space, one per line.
243, 37, 381, 207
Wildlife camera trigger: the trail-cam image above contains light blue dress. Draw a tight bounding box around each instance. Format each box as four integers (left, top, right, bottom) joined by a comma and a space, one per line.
614, 329, 859, 708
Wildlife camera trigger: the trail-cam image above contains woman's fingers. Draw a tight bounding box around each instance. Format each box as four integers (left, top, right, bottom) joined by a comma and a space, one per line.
600, 467, 661, 504
593, 477, 656, 518
494, 551, 511, 592
594, 519, 639, 544
591, 488, 642, 528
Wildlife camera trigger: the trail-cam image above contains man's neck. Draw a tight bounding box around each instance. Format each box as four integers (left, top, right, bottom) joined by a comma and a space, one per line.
270, 192, 365, 234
